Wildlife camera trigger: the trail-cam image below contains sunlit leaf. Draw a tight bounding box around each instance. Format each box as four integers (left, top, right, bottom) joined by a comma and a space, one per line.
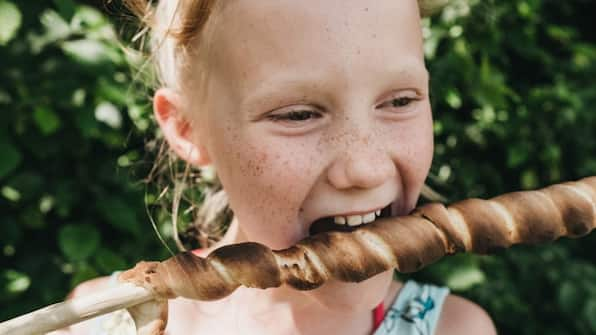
72, 5, 107, 29
445, 264, 486, 291
0, 0, 22, 45
1, 186, 20, 202
95, 102, 122, 129
39, 194, 55, 214
61, 39, 116, 66
2, 270, 30, 295
37, 8, 71, 48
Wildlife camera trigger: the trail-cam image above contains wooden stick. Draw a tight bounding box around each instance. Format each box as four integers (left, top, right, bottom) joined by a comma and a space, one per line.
2, 175, 594, 334
0, 282, 154, 335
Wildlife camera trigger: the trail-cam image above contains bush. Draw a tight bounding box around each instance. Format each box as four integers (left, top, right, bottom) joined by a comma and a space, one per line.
0, 1, 595, 334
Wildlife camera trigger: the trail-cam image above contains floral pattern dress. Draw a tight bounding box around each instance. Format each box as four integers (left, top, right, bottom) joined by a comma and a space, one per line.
91, 274, 448, 335
374, 280, 449, 335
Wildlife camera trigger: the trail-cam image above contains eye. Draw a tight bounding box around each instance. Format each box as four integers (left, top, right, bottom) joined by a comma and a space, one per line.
267, 110, 323, 123
390, 97, 414, 107
377, 95, 420, 110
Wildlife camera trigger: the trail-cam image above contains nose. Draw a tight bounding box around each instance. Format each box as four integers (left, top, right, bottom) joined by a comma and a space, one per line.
326, 132, 397, 190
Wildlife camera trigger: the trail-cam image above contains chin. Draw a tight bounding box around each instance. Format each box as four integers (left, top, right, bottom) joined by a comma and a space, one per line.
308, 269, 394, 311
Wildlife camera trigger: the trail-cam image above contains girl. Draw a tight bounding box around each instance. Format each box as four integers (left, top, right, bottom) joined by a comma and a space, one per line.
56, 0, 496, 334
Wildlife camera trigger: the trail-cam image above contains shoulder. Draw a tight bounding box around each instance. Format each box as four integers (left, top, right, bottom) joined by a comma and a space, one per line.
66, 276, 113, 299
435, 293, 497, 335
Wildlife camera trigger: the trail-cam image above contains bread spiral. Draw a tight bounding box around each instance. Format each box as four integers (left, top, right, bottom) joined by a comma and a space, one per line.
119, 176, 596, 301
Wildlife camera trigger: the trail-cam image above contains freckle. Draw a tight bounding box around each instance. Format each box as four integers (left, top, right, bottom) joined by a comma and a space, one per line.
364, 7, 368, 11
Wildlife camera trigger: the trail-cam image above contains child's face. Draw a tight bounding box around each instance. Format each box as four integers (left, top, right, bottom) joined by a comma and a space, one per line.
194, 0, 432, 250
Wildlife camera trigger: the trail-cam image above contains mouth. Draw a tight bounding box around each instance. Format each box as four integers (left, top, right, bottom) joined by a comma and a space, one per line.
308, 203, 393, 236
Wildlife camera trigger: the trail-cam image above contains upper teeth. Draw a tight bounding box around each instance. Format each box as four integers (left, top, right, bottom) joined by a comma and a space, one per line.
334, 209, 382, 227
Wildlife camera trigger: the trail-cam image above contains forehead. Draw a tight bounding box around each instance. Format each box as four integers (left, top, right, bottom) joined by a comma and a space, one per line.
207, 0, 424, 103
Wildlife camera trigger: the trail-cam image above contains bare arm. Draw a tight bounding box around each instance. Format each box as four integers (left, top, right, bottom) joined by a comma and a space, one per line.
437, 294, 497, 335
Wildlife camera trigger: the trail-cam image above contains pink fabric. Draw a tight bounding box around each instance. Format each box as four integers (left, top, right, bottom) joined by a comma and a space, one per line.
373, 302, 385, 331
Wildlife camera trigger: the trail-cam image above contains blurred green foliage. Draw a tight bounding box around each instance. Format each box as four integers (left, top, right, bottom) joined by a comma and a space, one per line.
0, 0, 169, 321
0, 0, 595, 334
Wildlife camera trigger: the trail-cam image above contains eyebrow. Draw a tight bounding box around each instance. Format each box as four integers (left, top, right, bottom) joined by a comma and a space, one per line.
241, 62, 429, 115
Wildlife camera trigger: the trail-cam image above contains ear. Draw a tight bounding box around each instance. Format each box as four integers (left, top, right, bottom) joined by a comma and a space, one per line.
153, 88, 211, 167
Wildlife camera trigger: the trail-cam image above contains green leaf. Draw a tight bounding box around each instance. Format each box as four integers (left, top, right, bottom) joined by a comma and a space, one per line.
0, 218, 22, 245
58, 224, 101, 261
96, 77, 129, 105
558, 281, 581, 315
0, 1, 22, 46
97, 198, 140, 235
507, 145, 528, 168
74, 108, 100, 138
95, 248, 127, 273
20, 206, 46, 229
584, 299, 596, 332
7, 172, 43, 201
0, 140, 21, 179
52, 0, 76, 22
521, 169, 539, 190
71, 263, 99, 287
33, 106, 61, 135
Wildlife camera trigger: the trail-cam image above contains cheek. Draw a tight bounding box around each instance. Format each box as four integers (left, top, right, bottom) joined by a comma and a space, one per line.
386, 109, 434, 205
405, 113, 433, 174
213, 127, 321, 222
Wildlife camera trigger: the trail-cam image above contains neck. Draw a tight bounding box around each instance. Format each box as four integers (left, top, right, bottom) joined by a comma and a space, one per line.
206, 218, 392, 335
228, 285, 376, 335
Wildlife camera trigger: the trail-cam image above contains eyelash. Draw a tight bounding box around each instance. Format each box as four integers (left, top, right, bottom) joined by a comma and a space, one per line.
268, 110, 323, 122
268, 96, 419, 123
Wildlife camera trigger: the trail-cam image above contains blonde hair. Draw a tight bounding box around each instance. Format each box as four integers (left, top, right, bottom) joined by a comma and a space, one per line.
120, 0, 448, 251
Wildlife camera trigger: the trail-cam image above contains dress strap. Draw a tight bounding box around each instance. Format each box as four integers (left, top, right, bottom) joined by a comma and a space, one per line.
373, 302, 385, 330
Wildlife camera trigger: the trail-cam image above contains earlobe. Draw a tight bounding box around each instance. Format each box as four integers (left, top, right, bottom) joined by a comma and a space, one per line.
153, 88, 211, 167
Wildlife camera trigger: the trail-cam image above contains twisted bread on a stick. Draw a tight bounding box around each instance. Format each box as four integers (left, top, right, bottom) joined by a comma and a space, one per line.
1, 176, 595, 335
119, 176, 596, 302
